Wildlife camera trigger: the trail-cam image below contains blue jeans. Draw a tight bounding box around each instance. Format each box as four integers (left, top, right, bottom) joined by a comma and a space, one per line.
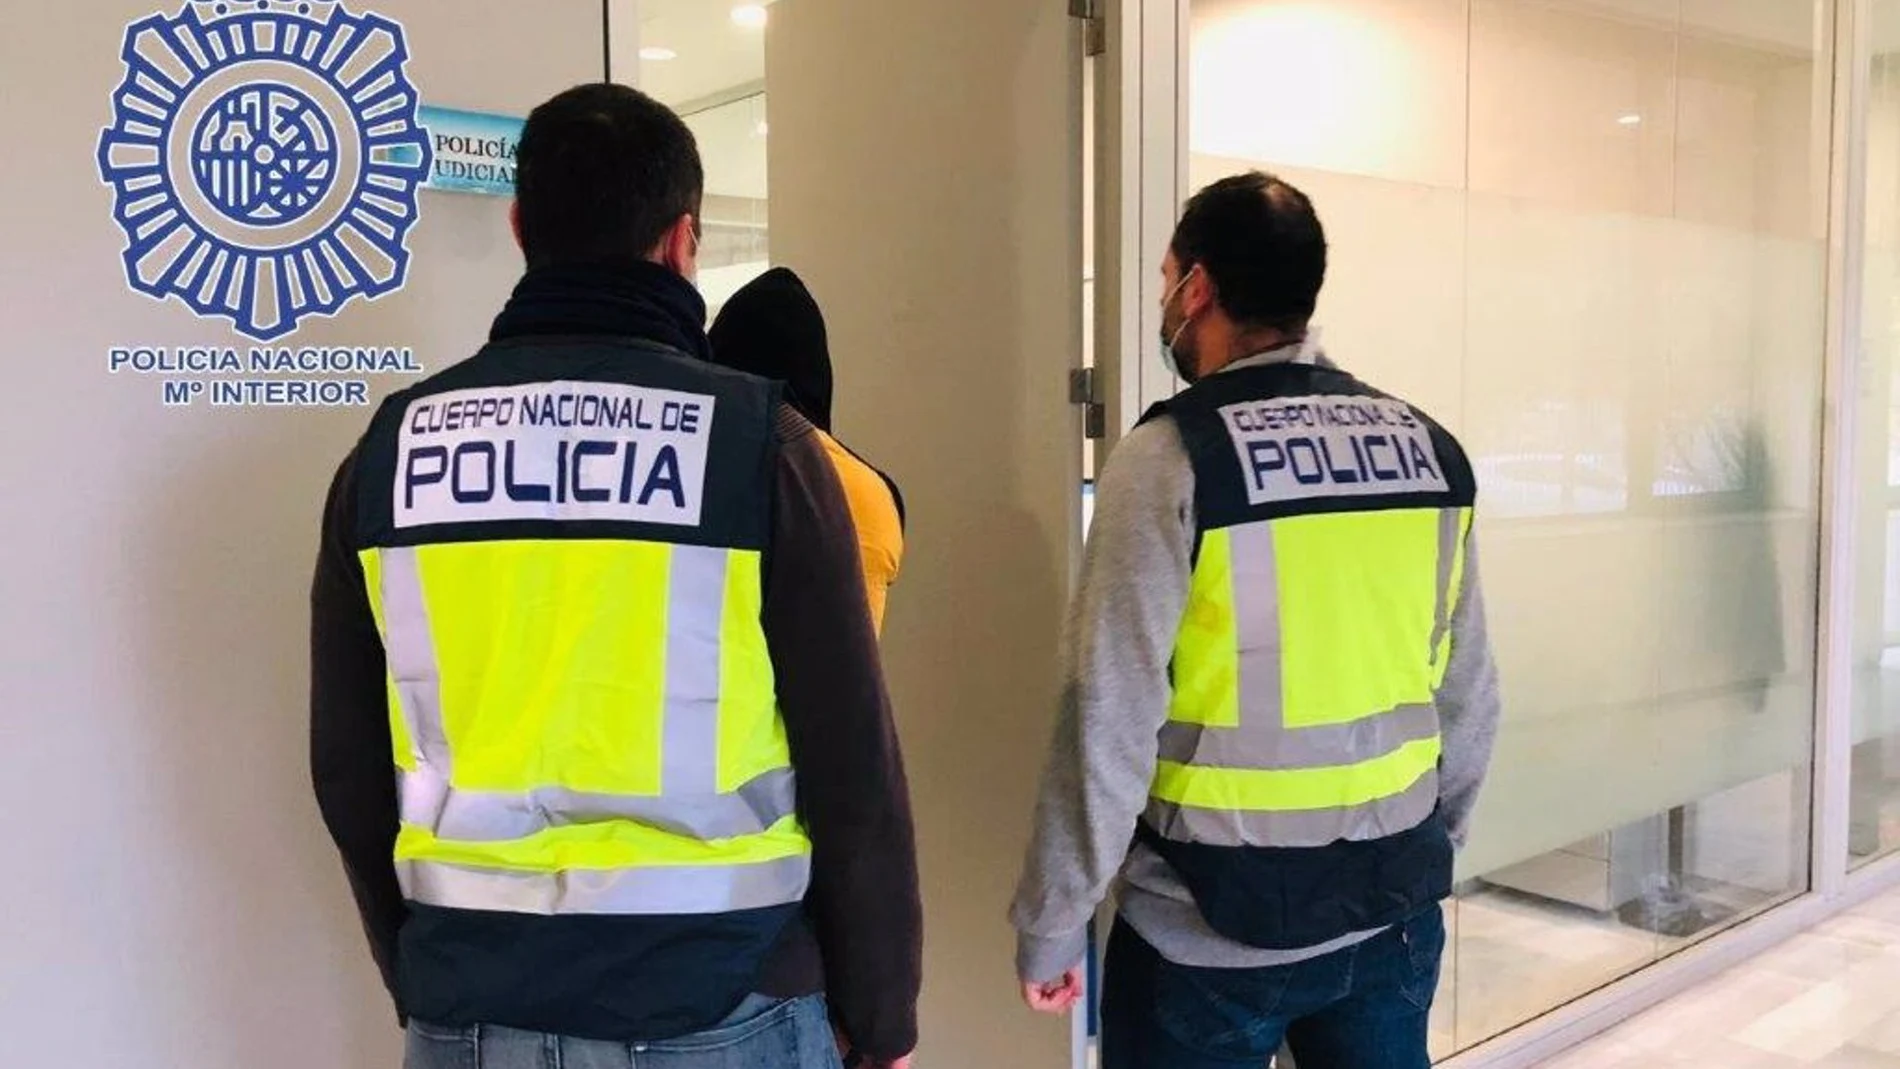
404, 995, 844, 1069
1100, 906, 1445, 1069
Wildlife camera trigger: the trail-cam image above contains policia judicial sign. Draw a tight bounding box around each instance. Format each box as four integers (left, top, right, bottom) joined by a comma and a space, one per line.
1138, 360, 1477, 950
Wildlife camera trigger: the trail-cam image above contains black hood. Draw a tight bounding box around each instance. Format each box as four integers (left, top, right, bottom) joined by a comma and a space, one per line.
708, 266, 835, 432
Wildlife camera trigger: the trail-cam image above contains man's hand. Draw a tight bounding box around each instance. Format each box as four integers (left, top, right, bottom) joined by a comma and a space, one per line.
1021, 968, 1084, 1015
836, 1026, 914, 1069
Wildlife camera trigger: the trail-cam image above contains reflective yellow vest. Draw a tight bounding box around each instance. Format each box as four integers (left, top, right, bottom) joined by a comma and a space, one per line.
354, 341, 812, 921
1138, 359, 1475, 948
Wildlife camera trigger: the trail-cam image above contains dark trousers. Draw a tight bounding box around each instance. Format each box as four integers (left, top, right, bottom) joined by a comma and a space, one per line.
1100, 906, 1444, 1069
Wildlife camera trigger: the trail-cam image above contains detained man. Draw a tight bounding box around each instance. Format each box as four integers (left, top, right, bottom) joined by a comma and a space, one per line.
709, 267, 907, 635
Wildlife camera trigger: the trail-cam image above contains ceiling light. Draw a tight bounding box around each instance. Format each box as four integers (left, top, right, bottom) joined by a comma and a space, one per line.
1617, 113, 1643, 127
731, 4, 769, 29
639, 46, 677, 61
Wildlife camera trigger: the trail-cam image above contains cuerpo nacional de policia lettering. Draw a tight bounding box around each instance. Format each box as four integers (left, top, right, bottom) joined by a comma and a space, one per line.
395, 382, 715, 530
1220, 394, 1450, 503
96, 0, 437, 409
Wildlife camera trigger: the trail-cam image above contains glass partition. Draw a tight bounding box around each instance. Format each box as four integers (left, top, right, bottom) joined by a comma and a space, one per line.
1185, 0, 1828, 1056
1851, 0, 1900, 867
635, 0, 771, 316
686, 92, 772, 314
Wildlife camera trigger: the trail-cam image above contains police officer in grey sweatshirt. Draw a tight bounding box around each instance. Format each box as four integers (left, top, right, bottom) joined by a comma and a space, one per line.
1010, 172, 1501, 1069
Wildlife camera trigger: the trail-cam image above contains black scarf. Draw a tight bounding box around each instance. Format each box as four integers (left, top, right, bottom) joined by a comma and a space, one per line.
489, 261, 713, 362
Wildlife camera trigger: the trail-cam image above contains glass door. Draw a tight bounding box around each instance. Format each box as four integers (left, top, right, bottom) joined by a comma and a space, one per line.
618, 0, 774, 315
1850, 0, 1900, 868
1119, 0, 1832, 1060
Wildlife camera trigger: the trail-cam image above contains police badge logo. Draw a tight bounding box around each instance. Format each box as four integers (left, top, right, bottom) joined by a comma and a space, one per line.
97, 1, 433, 342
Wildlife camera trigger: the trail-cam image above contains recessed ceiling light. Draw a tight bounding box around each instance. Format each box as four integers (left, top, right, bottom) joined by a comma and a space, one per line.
639, 46, 677, 61
731, 4, 769, 29
1617, 113, 1643, 126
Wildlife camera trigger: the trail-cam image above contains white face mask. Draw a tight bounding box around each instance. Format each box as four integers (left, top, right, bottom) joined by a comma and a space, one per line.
1158, 267, 1199, 382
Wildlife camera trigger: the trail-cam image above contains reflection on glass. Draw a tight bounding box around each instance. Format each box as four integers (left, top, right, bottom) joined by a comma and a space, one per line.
1187, 0, 1824, 1057
1473, 398, 1628, 518
1653, 404, 1754, 498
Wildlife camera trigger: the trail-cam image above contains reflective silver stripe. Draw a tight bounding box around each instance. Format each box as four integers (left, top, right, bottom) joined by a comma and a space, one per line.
378, 546, 447, 770
400, 766, 797, 843
1158, 702, 1440, 769
1429, 508, 1464, 666
397, 852, 812, 916
1144, 768, 1440, 848
1229, 519, 1282, 734
663, 545, 728, 795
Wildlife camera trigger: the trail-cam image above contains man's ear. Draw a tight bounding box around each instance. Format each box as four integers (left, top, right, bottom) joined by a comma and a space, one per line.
509, 200, 525, 255
660, 212, 699, 278
1184, 264, 1216, 318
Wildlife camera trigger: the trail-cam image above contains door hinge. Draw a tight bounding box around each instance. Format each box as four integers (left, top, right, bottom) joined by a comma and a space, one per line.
1069, 0, 1106, 56
1070, 367, 1106, 440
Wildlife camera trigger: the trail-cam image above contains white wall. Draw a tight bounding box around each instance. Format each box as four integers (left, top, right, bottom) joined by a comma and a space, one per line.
0, 4, 601, 1065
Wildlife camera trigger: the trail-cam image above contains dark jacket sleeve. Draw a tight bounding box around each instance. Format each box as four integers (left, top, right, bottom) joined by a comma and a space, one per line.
309, 447, 407, 1016
764, 406, 922, 1061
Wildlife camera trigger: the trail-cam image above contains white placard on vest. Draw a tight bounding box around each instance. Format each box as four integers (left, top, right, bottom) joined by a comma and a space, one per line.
394, 380, 717, 528
1218, 394, 1448, 506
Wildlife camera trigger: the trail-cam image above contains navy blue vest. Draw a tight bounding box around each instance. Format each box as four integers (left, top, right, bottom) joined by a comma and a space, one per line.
352, 336, 794, 1041
1137, 360, 1475, 950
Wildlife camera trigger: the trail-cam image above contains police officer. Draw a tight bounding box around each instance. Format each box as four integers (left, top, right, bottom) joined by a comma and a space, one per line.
1011, 172, 1500, 1069
312, 84, 920, 1069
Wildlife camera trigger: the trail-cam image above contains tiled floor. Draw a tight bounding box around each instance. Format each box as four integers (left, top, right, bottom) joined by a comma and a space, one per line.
1541, 885, 1900, 1067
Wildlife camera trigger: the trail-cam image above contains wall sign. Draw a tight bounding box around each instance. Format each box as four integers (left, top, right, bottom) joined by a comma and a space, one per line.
97, 1, 433, 407
417, 106, 522, 197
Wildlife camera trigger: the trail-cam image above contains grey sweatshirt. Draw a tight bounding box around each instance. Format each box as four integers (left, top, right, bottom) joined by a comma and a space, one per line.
1010, 344, 1502, 983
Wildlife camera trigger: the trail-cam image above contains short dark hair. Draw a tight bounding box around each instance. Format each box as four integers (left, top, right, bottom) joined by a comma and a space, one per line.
1170, 172, 1327, 332
514, 83, 704, 268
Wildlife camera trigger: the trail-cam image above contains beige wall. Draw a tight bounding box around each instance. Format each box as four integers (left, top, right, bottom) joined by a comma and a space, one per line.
0, 4, 601, 1064
767, 1, 1084, 1066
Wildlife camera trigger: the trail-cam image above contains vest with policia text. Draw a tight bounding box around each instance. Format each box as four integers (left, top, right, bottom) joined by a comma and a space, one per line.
1136, 359, 1476, 951
350, 336, 810, 1039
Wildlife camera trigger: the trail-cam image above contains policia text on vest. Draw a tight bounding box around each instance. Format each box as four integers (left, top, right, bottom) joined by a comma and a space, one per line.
398, 381, 712, 527
1222, 395, 1448, 504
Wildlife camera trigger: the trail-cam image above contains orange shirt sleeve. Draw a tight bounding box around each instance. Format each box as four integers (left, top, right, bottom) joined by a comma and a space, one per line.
817, 432, 904, 635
